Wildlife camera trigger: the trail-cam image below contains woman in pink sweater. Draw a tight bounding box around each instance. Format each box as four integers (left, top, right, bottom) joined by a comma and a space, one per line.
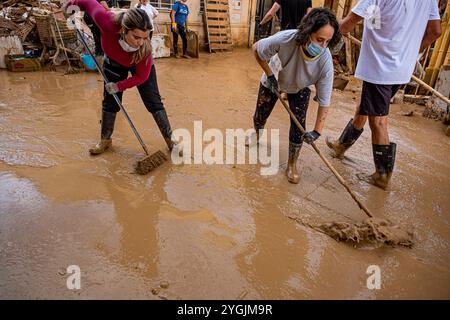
65, 0, 178, 155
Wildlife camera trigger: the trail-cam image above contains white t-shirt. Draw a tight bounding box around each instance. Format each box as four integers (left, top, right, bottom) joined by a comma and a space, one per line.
257, 30, 334, 107
135, 3, 159, 24
352, 0, 440, 85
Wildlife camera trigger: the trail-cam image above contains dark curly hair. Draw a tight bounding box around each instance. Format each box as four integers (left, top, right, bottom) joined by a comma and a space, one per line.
296, 7, 342, 50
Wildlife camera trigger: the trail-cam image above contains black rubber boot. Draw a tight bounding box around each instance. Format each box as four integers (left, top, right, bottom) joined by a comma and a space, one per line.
326, 119, 364, 159
173, 46, 179, 58
370, 142, 396, 190
152, 110, 180, 152
286, 142, 302, 184
89, 111, 116, 155
182, 49, 190, 59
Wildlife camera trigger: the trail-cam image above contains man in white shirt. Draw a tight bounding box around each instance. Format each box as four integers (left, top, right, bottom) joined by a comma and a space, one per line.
135, 0, 159, 25
326, 0, 442, 190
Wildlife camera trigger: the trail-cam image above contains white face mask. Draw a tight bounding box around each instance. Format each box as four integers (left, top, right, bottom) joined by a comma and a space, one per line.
119, 37, 139, 52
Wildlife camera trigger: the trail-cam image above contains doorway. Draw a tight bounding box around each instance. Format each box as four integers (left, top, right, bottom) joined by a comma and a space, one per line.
254, 0, 278, 41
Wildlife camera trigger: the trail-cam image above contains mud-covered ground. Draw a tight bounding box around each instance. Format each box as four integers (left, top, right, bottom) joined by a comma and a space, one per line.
0, 49, 449, 299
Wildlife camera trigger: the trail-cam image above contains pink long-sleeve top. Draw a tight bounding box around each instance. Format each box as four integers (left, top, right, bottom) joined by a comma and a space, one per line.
69, 0, 152, 91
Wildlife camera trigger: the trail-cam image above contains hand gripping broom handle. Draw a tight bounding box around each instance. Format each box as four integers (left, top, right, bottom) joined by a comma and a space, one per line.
346, 34, 450, 106
76, 28, 150, 155
274, 91, 374, 218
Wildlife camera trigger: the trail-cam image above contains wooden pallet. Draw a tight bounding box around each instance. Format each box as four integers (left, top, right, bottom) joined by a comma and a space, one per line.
203, 0, 233, 53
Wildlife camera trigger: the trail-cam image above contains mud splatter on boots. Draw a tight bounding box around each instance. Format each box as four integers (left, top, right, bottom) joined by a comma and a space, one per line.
152, 110, 182, 155
89, 111, 116, 155
370, 142, 396, 190
286, 142, 302, 184
326, 119, 364, 159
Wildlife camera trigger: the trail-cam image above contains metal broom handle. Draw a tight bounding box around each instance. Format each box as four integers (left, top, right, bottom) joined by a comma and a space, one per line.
75, 27, 150, 155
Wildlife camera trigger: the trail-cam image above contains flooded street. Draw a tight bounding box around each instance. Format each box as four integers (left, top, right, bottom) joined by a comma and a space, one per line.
0, 49, 449, 299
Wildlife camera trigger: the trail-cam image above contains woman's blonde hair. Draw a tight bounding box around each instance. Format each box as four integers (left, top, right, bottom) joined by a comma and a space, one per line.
115, 8, 153, 64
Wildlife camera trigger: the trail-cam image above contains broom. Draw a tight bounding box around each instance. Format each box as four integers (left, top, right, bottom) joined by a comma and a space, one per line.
274, 91, 413, 248
75, 28, 167, 175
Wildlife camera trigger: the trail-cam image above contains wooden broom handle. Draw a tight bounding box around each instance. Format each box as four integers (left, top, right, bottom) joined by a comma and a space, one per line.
274, 91, 374, 218
346, 34, 450, 106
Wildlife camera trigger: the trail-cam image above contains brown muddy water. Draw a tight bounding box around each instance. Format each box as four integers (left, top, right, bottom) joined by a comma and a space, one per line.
0, 49, 449, 299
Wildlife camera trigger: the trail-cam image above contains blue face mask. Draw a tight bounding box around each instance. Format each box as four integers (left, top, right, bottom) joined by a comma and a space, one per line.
306, 40, 324, 57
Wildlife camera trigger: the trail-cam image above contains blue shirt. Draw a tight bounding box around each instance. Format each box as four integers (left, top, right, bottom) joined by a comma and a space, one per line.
172, 1, 189, 26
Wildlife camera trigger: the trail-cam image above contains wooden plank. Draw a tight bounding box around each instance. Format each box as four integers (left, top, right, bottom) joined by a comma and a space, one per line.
208, 24, 230, 29
206, 20, 230, 26
203, 0, 212, 53
324, 0, 334, 8
203, 0, 233, 52
210, 43, 233, 50
208, 3, 228, 5
208, 30, 231, 36
207, 27, 229, 31
209, 33, 231, 38
208, 27, 231, 32
207, 17, 229, 22
206, 0, 229, 5
404, 94, 430, 105
209, 36, 230, 41
208, 29, 230, 34
206, 4, 229, 11
343, 0, 352, 17
206, 20, 229, 26
210, 42, 232, 46
206, 12, 229, 19
210, 46, 233, 51
210, 37, 232, 42
344, 37, 353, 73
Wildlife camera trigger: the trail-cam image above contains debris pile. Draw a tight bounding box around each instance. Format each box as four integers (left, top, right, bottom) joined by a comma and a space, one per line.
0, 0, 92, 72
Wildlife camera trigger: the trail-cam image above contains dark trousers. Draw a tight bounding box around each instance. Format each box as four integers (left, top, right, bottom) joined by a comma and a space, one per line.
172, 24, 188, 55
253, 84, 311, 144
102, 58, 165, 115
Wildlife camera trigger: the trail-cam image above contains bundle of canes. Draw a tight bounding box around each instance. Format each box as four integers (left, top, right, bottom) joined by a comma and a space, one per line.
274, 91, 413, 248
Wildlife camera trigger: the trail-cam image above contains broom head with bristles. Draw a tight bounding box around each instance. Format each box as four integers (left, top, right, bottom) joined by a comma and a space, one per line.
317, 218, 414, 248
134, 150, 168, 175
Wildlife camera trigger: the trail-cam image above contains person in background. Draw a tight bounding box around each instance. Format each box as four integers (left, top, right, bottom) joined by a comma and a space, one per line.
259, 0, 313, 31
135, 0, 159, 37
170, 0, 190, 58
